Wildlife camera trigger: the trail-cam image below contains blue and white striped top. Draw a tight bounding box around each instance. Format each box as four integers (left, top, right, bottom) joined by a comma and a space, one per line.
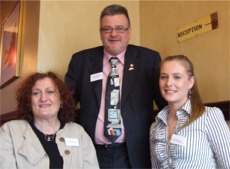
150, 100, 230, 169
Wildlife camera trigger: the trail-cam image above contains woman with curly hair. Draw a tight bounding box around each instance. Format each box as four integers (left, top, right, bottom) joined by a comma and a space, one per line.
0, 71, 99, 169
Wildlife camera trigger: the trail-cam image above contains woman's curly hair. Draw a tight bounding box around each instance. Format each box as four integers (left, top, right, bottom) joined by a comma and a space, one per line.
16, 71, 76, 123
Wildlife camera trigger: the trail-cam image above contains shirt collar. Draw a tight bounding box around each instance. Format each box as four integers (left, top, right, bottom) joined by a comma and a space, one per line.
103, 49, 126, 65
181, 99, 192, 115
156, 99, 191, 124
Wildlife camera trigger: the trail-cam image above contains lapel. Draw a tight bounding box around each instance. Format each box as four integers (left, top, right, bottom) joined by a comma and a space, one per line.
18, 123, 46, 165
87, 48, 104, 108
121, 45, 140, 105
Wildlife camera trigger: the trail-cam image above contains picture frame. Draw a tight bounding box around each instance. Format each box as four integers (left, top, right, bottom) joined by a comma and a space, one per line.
0, 1, 23, 89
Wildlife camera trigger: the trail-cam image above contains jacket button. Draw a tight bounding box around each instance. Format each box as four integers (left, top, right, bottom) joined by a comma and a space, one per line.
64, 150, 70, 155
59, 137, 65, 142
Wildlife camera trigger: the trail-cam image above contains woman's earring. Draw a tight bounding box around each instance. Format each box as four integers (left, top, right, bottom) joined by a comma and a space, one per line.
188, 90, 192, 98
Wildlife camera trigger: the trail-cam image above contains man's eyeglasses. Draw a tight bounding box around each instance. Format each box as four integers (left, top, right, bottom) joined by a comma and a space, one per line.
100, 26, 129, 33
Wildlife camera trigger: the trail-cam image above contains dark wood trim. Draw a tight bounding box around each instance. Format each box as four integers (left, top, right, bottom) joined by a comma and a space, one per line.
205, 100, 229, 121
1, 100, 229, 126
0, 110, 19, 126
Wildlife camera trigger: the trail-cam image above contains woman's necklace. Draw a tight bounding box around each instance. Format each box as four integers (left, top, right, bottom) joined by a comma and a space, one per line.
33, 121, 60, 142
44, 133, 56, 141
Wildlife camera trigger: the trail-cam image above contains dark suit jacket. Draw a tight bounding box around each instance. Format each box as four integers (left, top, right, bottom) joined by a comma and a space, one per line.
65, 44, 167, 168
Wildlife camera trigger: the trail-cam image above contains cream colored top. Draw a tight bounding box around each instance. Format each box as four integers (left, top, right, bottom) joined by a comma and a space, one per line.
0, 120, 99, 169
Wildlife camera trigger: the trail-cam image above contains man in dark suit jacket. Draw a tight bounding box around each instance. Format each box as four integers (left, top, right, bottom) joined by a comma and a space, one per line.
65, 4, 167, 169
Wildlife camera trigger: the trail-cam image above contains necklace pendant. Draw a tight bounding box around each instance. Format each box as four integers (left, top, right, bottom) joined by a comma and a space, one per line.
45, 134, 55, 141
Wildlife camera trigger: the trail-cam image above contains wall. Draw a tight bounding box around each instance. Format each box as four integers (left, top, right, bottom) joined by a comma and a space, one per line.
0, 1, 140, 115
1, 1, 229, 115
37, 1, 140, 78
140, 1, 230, 103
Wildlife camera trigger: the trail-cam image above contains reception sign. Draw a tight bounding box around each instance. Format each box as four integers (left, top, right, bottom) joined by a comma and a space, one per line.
177, 12, 218, 42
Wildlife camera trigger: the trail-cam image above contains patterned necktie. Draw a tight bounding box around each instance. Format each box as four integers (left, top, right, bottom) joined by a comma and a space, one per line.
104, 57, 122, 143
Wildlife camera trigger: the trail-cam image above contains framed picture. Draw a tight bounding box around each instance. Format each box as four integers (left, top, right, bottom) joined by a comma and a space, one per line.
0, 1, 23, 89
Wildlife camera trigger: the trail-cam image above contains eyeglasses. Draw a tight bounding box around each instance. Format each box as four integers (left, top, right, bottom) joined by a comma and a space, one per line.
100, 26, 129, 33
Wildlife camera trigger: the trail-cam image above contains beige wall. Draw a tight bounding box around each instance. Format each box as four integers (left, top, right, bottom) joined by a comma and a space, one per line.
0, 1, 140, 114
37, 1, 140, 78
1, 1, 229, 115
140, 1, 230, 103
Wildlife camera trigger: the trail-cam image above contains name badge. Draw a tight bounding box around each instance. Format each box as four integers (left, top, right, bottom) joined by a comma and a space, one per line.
170, 134, 186, 147
90, 72, 103, 82
65, 138, 79, 146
